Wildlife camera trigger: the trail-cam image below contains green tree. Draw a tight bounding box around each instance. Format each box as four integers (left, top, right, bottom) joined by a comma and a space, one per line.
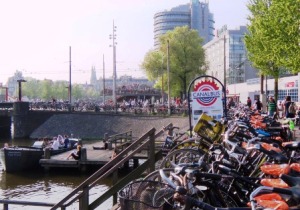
142, 26, 206, 98
72, 84, 84, 100
22, 78, 41, 99
269, 0, 300, 72
245, 0, 300, 102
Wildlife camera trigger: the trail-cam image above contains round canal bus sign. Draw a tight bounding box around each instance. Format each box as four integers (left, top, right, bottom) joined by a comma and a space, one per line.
193, 80, 220, 107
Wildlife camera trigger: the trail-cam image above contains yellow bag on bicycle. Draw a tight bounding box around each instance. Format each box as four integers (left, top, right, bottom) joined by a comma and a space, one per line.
193, 113, 224, 142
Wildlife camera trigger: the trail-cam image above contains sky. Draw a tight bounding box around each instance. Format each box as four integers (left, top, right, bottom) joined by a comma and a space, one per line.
0, 0, 249, 85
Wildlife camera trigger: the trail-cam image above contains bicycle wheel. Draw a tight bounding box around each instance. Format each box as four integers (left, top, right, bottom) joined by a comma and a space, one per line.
159, 148, 205, 169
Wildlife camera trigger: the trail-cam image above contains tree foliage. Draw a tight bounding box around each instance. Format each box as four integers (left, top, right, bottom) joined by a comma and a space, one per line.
142, 26, 206, 98
246, 0, 300, 73
244, 0, 300, 101
21, 78, 99, 101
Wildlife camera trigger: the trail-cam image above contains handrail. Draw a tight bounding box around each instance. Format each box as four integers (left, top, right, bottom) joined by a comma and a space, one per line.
108, 130, 132, 149
0, 125, 168, 210
50, 127, 156, 210
0, 200, 57, 209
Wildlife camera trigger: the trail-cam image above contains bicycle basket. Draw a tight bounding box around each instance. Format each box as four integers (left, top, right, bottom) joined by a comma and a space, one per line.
118, 180, 175, 210
193, 113, 225, 142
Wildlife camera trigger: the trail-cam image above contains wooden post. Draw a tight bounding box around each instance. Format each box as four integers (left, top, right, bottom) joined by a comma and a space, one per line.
112, 170, 118, 205
79, 186, 89, 210
148, 130, 155, 173
104, 133, 108, 150
133, 158, 139, 168
80, 148, 87, 172
44, 148, 51, 159
81, 148, 87, 161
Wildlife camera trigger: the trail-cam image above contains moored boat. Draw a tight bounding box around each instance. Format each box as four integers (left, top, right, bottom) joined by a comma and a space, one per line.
0, 138, 79, 172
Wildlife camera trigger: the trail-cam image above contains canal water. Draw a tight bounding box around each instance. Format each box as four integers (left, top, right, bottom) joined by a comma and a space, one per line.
0, 138, 114, 210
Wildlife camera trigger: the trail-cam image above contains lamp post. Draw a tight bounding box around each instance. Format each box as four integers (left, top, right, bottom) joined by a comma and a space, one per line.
223, 35, 227, 92
167, 40, 171, 115
0, 85, 8, 101
161, 53, 164, 104
110, 20, 117, 113
17, 79, 26, 101
102, 54, 105, 104
69, 46, 72, 105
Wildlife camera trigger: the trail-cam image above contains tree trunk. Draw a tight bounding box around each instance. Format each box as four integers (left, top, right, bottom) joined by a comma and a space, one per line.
260, 74, 264, 94
274, 77, 278, 103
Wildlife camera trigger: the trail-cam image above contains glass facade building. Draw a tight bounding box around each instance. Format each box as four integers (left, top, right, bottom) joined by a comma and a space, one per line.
154, 0, 214, 48
204, 25, 258, 85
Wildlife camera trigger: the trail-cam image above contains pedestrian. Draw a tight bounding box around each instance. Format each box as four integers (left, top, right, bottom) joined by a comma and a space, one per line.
63, 135, 70, 148
246, 97, 252, 108
284, 96, 295, 118
277, 100, 284, 118
254, 97, 262, 111
227, 98, 235, 109
267, 96, 276, 117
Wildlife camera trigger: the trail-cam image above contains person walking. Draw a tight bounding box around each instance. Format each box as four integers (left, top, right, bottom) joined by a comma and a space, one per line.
283, 95, 295, 118
267, 96, 276, 117
278, 100, 284, 118
246, 97, 252, 108
254, 97, 262, 111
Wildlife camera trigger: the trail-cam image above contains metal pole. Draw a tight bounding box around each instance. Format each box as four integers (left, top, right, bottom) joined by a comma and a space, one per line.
112, 20, 117, 113
5, 87, 8, 101
167, 40, 171, 115
223, 35, 226, 92
103, 54, 105, 104
17, 79, 26, 101
69, 46, 72, 105
18, 81, 22, 101
161, 56, 164, 103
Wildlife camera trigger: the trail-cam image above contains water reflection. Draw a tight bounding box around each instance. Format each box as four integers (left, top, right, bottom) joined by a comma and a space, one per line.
0, 139, 113, 210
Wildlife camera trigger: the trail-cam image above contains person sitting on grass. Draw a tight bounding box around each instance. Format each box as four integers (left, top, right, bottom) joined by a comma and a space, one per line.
66, 145, 82, 160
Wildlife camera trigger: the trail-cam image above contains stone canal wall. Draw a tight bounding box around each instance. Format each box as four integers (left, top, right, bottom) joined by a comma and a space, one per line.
30, 114, 189, 140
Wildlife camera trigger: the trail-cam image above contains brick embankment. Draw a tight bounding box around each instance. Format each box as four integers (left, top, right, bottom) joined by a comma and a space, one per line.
30, 114, 190, 140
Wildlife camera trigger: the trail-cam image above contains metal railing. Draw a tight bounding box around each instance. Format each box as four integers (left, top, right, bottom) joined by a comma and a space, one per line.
0, 125, 169, 210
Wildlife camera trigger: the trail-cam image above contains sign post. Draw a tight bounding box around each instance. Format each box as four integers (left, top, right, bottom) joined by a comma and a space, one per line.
187, 75, 227, 137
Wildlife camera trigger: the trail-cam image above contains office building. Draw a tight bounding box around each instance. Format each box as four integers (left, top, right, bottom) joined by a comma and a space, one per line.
203, 25, 258, 86
154, 0, 215, 48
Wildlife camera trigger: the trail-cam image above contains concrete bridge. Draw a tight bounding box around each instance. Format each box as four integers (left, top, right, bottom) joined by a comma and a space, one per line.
0, 102, 189, 139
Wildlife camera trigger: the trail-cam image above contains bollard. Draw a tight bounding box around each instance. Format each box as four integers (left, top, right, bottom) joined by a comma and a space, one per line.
133, 158, 139, 168
44, 148, 51, 159
104, 133, 108, 150
81, 148, 87, 161
108, 142, 113, 150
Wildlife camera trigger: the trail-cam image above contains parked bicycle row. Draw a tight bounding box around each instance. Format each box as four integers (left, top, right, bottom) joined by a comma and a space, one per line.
118, 107, 300, 209
27, 99, 189, 115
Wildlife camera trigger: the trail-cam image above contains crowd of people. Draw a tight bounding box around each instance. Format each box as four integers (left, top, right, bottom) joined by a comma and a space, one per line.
40, 134, 74, 150
228, 95, 300, 120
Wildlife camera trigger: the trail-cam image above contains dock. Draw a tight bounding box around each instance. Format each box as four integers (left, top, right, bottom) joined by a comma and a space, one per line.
40, 142, 114, 169
40, 130, 153, 171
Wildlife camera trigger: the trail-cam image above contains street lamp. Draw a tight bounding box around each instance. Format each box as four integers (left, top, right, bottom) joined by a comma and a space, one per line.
223, 35, 227, 92
110, 20, 117, 113
69, 46, 72, 105
167, 40, 171, 115
0, 84, 8, 101
17, 79, 26, 101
